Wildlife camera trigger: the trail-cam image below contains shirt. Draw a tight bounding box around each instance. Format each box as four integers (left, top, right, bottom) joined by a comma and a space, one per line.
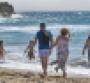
36, 30, 52, 49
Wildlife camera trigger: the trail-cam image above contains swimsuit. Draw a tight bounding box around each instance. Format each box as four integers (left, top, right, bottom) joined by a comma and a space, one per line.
28, 48, 34, 60
56, 37, 69, 69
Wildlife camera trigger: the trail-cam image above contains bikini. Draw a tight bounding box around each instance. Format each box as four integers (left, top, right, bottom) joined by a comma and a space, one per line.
56, 37, 69, 69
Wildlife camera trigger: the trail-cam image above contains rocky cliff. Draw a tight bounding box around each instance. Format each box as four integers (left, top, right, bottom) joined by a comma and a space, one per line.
0, 2, 15, 17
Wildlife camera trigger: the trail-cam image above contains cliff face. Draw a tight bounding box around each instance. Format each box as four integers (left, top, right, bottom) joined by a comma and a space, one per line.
0, 2, 15, 17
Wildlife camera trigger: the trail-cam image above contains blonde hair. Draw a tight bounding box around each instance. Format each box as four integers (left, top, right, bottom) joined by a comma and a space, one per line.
60, 28, 69, 36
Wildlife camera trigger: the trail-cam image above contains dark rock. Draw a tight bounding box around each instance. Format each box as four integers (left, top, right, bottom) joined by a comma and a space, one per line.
0, 2, 15, 17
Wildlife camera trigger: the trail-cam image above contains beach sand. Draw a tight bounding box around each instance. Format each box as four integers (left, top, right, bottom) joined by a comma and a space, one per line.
0, 68, 89, 83
0, 60, 89, 83
0, 72, 89, 83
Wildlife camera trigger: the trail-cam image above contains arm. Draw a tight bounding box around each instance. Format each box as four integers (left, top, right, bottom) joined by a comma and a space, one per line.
52, 36, 59, 48
50, 33, 53, 49
49, 34, 53, 54
82, 40, 87, 55
34, 37, 37, 46
33, 33, 38, 47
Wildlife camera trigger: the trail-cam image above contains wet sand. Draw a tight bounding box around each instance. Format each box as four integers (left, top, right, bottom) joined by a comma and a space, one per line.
0, 60, 89, 83
0, 71, 89, 83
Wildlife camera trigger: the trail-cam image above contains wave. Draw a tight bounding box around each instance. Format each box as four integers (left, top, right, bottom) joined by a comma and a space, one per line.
0, 12, 90, 25
0, 13, 24, 19
0, 60, 90, 77
0, 14, 25, 24
11, 14, 24, 18
0, 25, 89, 32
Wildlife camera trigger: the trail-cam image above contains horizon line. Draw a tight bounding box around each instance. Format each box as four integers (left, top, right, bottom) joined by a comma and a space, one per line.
16, 10, 90, 13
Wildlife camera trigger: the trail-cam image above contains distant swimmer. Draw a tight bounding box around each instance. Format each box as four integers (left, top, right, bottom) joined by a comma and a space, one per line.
82, 35, 90, 66
51, 28, 70, 77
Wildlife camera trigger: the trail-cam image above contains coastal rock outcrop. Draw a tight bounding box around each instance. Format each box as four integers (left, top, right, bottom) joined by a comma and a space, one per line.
0, 2, 15, 17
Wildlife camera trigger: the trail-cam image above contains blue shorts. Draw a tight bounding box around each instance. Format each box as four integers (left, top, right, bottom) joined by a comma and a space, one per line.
39, 49, 50, 57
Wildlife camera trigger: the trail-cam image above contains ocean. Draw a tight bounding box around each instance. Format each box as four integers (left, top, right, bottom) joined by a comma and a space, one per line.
0, 11, 90, 63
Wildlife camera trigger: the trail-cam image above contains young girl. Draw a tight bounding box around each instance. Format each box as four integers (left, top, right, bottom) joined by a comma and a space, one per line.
0, 40, 5, 61
51, 28, 70, 77
25, 40, 35, 61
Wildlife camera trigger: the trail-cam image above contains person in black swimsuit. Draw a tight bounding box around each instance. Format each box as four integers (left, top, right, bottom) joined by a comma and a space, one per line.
25, 40, 35, 60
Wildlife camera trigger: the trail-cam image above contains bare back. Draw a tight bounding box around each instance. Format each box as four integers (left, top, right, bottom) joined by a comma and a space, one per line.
56, 36, 69, 51
86, 39, 90, 49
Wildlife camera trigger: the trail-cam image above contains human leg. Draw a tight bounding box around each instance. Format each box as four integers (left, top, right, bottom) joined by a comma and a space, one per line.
40, 56, 48, 75
39, 49, 49, 75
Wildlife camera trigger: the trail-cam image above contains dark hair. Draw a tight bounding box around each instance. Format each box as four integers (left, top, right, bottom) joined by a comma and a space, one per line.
40, 23, 46, 27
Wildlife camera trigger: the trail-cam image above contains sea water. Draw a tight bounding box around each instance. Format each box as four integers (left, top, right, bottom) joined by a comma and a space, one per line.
0, 11, 90, 64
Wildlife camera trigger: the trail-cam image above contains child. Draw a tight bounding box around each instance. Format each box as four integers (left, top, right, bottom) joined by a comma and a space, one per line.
51, 28, 70, 77
0, 40, 5, 61
82, 35, 90, 66
25, 40, 35, 61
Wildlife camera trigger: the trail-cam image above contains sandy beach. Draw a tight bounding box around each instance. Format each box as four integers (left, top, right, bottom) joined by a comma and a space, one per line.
0, 71, 89, 83
0, 60, 89, 83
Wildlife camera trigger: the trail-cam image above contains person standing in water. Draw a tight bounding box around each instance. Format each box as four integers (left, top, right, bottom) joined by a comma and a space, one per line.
34, 23, 53, 76
82, 35, 90, 66
25, 40, 35, 61
0, 40, 5, 62
51, 28, 70, 77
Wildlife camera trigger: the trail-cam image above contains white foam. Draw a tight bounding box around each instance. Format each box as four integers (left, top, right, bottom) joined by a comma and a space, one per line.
0, 60, 90, 78
0, 14, 23, 19
0, 14, 24, 24
11, 14, 24, 18
0, 25, 90, 32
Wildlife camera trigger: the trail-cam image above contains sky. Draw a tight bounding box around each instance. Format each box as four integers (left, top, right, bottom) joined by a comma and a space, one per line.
0, 0, 90, 12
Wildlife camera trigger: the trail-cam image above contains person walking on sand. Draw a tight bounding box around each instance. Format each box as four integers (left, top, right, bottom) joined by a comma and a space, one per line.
34, 23, 53, 76
51, 28, 70, 77
82, 35, 90, 66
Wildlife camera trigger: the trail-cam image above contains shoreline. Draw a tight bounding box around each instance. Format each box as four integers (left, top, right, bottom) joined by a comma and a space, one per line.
0, 60, 89, 82
0, 70, 89, 83
0, 60, 89, 78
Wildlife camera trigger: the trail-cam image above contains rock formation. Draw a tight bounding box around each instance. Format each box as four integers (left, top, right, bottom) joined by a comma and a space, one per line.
0, 2, 15, 17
